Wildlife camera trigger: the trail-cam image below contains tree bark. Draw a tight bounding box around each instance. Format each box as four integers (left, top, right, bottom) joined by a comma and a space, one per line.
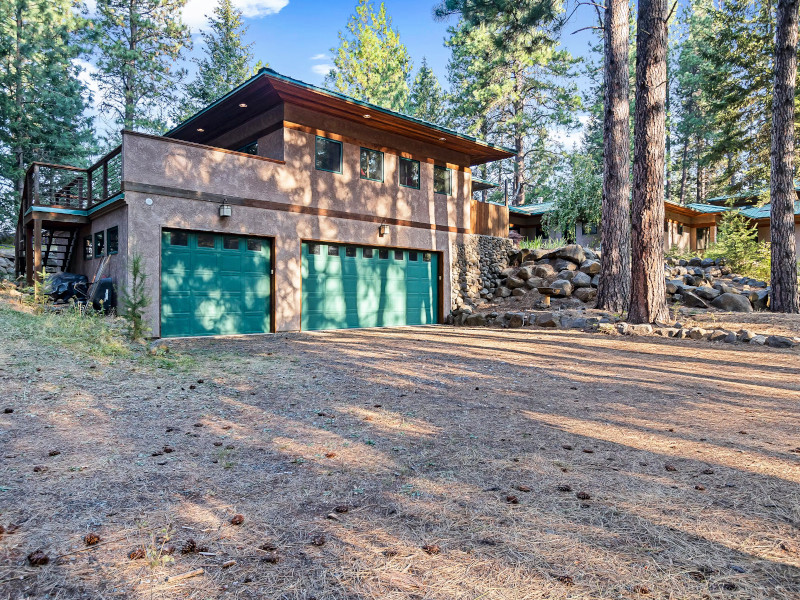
770, 0, 800, 313
629, 0, 669, 324
596, 0, 632, 313
679, 139, 688, 205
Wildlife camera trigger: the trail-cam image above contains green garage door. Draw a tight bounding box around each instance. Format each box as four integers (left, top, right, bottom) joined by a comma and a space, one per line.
301, 242, 438, 331
161, 230, 271, 337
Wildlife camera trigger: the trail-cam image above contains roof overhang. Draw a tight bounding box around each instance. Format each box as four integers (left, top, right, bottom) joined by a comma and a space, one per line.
166, 69, 515, 166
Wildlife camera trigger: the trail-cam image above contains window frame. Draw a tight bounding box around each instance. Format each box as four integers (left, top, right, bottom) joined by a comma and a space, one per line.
106, 226, 119, 255
315, 136, 343, 174
359, 147, 384, 182
236, 140, 258, 155
398, 157, 421, 190
93, 231, 105, 258
83, 235, 93, 261
433, 165, 452, 196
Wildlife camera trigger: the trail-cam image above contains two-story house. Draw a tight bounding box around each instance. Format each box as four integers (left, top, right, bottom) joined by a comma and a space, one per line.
15, 68, 513, 337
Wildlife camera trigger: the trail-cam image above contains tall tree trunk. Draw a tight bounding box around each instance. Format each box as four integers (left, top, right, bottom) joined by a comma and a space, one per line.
679, 139, 688, 204
629, 0, 669, 324
596, 0, 631, 313
14, 1, 24, 199
770, 0, 800, 313
665, 59, 671, 203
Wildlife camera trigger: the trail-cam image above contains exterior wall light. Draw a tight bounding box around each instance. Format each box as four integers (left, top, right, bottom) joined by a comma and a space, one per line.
219, 201, 232, 217
378, 223, 388, 237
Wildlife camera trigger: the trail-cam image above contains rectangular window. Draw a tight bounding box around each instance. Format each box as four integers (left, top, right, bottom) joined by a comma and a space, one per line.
360, 148, 383, 182
94, 231, 105, 258
197, 233, 215, 248
677, 224, 684, 236
433, 165, 451, 195
409, 251, 418, 261
582, 223, 598, 235
328, 245, 340, 256
399, 157, 420, 189
315, 136, 342, 173
363, 247, 373, 258
308, 243, 320, 255
394, 250, 404, 261
83, 236, 93, 260
423, 252, 432, 262
247, 239, 263, 252
107, 226, 119, 254
345, 246, 357, 257
169, 231, 188, 246
223, 237, 239, 250
237, 141, 257, 155
379, 248, 389, 260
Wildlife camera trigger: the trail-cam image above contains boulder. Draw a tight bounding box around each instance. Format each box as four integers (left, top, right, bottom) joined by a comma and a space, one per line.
533, 264, 557, 280
708, 329, 736, 343
681, 291, 709, 309
525, 276, 546, 289
465, 313, 487, 327
529, 248, 549, 261
751, 289, 770, 311
554, 244, 586, 265
700, 258, 716, 268
591, 274, 600, 288
579, 259, 601, 275
689, 257, 702, 266
572, 272, 592, 288
750, 335, 767, 345
550, 279, 574, 297
517, 266, 533, 281
687, 327, 708, 340
556, 270, 577, 282
561, 316, 588, 329
497, 287, 512, 298
665, 281, 680, 295
506, 276, 526, 289
766, 335, 795, 348
551, 258, 577, 272
583, 248, 598, 260
738, 329, 757, 342
506, 312, 525, 328
511, 288, 526, 297
695, 285, 720, 301
711, 293, 753, 313
574, 287, 597, 303
628, 323, 653, 335
535, 312, 560, 327
713, 282, 734, 294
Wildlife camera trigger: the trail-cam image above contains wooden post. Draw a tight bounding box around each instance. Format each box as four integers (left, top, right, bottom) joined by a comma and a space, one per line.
25, 226, 33, 285
33, 218, 42, 296
689, 226, 697, 252
32, 164, 40, 207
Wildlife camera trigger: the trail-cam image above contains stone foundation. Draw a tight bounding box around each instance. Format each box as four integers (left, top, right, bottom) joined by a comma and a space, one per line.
450, 234, 515, 310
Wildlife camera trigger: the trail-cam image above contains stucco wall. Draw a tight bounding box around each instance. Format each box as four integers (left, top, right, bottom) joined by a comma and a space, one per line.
71, 206, 128, 288
757, 222, 800, 256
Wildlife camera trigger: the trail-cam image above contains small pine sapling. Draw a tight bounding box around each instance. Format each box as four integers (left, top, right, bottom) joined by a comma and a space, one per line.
122, 254, 151, 341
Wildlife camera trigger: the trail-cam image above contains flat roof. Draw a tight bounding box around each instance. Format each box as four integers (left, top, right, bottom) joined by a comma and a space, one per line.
166, 68, 516, 166
508, 202, 555, 216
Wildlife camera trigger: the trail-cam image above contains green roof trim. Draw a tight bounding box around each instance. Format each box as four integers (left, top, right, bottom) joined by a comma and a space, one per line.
683, 202, 728, 214
740, 201, 800, 219
166, 68, 516, 157
23, 193, 125, 218
509, 202, 555, 216
472, 177, 498, 188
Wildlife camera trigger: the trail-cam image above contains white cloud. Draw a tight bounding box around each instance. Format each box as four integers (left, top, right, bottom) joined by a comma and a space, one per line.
310, 53, 327, 61
183, 0, 288, 30
73, 58, 100, 110
311, 64, 334, 76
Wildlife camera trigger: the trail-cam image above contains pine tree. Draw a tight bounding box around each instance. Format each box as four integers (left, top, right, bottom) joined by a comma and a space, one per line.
325, 0, 412, 112
629, 0, 670, 324
0, 0, 95, 232
174, 0, 254, 121
769, 0, 800, 313
407, 58, 445, 123
93, 0, 191, 134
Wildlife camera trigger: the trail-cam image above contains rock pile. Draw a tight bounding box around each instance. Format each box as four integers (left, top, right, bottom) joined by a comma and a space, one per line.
450, 235, 515, 311
0, 247, 14, 279
664, 257, 768, 312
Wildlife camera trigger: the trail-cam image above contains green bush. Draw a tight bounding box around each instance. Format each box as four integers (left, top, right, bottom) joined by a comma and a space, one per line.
704, 209, 771, 281
519, 236, 569, 250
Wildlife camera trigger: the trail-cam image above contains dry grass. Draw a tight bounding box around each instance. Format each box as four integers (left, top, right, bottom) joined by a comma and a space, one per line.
1, 299, 799, 599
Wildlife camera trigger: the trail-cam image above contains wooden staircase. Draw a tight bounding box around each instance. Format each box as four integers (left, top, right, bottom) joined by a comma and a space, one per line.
17, 228, 78, 275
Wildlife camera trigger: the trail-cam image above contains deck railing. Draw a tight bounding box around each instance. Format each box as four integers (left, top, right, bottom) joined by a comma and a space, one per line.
21, 146, 122, 215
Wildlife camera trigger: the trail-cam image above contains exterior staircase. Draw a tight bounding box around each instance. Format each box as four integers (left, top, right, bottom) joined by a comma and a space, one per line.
17, 228, 78, 276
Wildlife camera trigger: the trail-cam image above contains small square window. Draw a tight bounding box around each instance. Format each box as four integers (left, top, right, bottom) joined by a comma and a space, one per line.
223, 237, 239, 250
423, 252, 432, 262
363, 247, 373, 258
433, 165, 451, 195
315, 137, 343, 173
328, 245, 340, 256
107, 226, 119, 254
83, 236, 93, 260
94, 231, 105, 258
308, 243, 321, 255
394, 250, 404, 260
677, 224, 684, 236
197, 234, 215, 248
409, 251, 418, 261
169, 231, 188, 246
360, 148, 383, 182
582, 223, 598, 235
399, 157, 420, 189
379, 249, 389, 259
346, 246, 357, 257
247, 239, 263, 252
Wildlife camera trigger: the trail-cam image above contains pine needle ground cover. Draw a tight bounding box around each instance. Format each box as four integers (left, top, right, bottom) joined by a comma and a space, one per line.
0, 297, 799, 599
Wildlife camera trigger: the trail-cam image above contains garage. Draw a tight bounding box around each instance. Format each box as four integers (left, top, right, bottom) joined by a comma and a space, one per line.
161, 230, 272, 337
301, 242, 439, 331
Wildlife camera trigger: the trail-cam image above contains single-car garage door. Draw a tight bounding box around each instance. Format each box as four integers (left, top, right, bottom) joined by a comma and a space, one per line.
301, 242, 438, 331
161, 230, 271, 337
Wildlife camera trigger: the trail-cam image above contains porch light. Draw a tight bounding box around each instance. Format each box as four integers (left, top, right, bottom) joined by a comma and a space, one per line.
439, 137, 446, 141
196, 128, 204, 132
219, 201, 232, 218
378, 223, 388, 237
239, 103, 248, 108
363, 114, 371, 119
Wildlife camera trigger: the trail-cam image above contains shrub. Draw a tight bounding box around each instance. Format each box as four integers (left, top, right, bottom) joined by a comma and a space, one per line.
519, 236, 569, 250
121, 253, 151, 341
704, 209, 771, 281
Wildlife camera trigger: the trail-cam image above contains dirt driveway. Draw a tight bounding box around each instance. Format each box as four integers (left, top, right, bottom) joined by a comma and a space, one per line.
1, 321, 799, 599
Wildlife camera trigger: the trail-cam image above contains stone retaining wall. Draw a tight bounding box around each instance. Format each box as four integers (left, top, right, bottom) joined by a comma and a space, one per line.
450, 234, 515, 310
0, 248, 14, 279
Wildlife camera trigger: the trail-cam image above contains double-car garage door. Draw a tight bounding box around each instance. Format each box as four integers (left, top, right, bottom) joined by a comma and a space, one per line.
160, 230, 438, 336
